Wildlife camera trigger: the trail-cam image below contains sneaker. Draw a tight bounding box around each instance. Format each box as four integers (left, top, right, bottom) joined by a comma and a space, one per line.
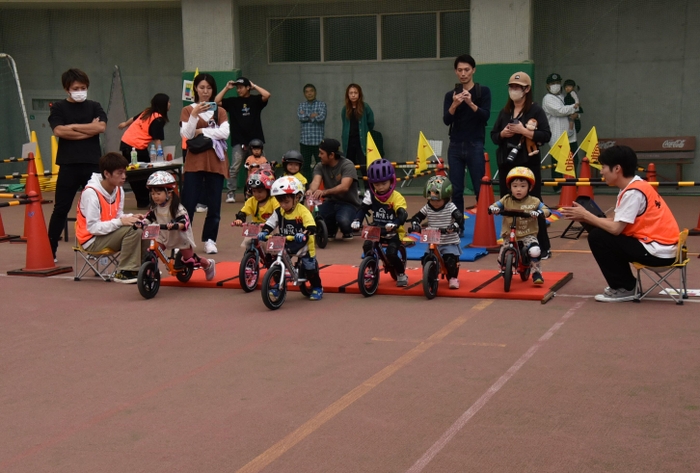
342, 233, 353, 240
541, 250, 552, 260
396, 273, 408, 287
268, 286, 281, 298
204, 239, 218, 254
594, 287, 635, 302
195, 204, 208, 213
226, 192, 236, 203
532, 271, 544, 285
449, 278, 460, 289
113, 270, 138, 284
309, 287, 323, 301
204, 259, 216, 281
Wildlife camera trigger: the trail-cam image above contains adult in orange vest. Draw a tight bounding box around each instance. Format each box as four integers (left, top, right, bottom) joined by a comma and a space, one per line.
561, 145, 679, 302
118, 93, 170, 208
76, 152, 148, 283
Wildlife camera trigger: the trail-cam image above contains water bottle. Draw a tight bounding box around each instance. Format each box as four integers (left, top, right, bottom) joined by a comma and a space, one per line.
149, 144, 157, 163
130, 147, 138, 165
156, 144, 164, 162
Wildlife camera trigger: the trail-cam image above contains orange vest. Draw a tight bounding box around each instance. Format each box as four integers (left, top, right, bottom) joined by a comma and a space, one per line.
76, 186, 122, 245
617, 179, 679, 245
121, 112, 162, 149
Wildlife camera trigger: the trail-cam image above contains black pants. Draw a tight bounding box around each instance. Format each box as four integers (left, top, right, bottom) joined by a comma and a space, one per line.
588, 227, 676, 291
443, 253, 460, 279
182, 171, 224, 242
363, 235, 404, 274
120, 144, 150, 208
48, 163, 100, 253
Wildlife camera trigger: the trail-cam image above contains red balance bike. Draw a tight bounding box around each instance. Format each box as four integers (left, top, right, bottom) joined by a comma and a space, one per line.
488, 209, 538, 292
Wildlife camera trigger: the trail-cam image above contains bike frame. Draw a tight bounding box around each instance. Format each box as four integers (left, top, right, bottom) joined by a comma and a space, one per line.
268, 240, 308, 288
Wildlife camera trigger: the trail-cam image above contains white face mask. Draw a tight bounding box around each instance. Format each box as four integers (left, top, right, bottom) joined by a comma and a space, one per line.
70, 90, 88, 102
548, 84, 561, 95
509, 89, 525, 101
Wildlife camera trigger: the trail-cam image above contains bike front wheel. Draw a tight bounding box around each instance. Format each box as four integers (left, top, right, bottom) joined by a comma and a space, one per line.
261, 265, 287, 310
358, 256, 380, 297
239, 251, 260, 292
503, 251, 515, 292
137, 260, 160, 299
423, 260, 439, 299
315, 217, 329, 249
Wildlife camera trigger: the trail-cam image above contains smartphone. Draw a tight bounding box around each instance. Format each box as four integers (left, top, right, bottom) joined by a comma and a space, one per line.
454, 83, 463, 94
205, 101, 217, 111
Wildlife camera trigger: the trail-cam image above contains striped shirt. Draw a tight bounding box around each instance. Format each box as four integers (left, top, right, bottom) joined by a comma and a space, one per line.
415, 202, 461, 245
298, 100, 327, 146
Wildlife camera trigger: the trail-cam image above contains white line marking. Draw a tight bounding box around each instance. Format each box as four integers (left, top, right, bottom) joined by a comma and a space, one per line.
405, 301, 586, 473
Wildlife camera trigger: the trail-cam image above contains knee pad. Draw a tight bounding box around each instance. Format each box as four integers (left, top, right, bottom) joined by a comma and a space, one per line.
528, 245, 541, 260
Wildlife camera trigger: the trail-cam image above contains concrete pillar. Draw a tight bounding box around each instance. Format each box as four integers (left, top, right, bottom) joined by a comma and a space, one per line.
181, 0, 239, 71
470, 0, 532, 64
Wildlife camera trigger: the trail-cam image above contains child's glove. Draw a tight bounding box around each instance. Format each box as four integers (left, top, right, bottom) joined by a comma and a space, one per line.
385, 223, 396, 232
257, 231, 269, 241
489, 205, 500, 215
529, 210, 543, 218
351, 220, 361, 231
449, 222, 460, 233
410, 221, 421, 233
294, 233, 306, 243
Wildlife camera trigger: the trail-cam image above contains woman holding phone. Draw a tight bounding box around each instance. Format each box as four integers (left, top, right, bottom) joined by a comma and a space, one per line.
490, 71, 552, 257
179, 73, 230, 255
341, 83, 374, 166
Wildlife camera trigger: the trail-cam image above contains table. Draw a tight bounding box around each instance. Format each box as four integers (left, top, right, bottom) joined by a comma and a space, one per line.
126, 161, 183, 194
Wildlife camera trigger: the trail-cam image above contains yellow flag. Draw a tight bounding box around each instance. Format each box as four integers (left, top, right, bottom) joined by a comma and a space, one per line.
193, 67, 199, 79
416, 131, 434, 173
366, 131, 381, 168
550, 131, 575, 177
579, 126, 601, 170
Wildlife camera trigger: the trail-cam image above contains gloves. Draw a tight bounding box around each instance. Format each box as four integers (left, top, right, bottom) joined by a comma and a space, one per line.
351, 220, 361, 231
451, 222, 461, 233
489, 205, 500, 215
530, 210, 543, 218
294, 233, 306, 243
385, 223, 396, 232
411, 221, 421, 233
257, 231, 269, 241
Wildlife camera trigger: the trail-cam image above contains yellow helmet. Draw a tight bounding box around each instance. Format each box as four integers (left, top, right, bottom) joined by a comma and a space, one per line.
506, 166, 535, 189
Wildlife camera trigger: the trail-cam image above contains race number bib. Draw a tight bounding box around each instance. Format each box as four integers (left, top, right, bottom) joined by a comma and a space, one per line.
421, 228, 441, 244
361, 225, 381, 241
142, 224, 160, 240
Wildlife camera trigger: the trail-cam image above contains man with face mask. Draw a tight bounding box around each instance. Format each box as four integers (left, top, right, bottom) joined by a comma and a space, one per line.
47, 68, 108, 262
542, 73, 579, 177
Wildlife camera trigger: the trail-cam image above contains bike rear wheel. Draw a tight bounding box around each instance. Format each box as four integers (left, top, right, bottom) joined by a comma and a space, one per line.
137, 260, 160, 299
175, 263, 193, 283
261, 265, 286, 310
423, 260, 439, 299
239, 251, 260, 292
358, 256, 380, 297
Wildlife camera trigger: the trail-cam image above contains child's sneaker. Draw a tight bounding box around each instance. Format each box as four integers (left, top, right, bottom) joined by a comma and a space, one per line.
309, 287, 323, 301
396, 273, 408, 287
448, 278, 460, 289
204, 259, 216, 281
532, 271, 544, 285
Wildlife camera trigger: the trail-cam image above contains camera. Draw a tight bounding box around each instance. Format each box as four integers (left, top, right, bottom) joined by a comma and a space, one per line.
506, 142, 522, 163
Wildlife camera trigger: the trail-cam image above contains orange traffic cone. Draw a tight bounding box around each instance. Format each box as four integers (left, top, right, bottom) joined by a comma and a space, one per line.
558, 182, 577, 208
646, 163, 657, 182
7, 191, 72, 276
468, 176, 500, 252
1, 210, 19, 242
577, 157, 594, 199
435, 157, 446, 177
12, 153, 44, 243
690, 212, 700, 236
483, 152, 495, 206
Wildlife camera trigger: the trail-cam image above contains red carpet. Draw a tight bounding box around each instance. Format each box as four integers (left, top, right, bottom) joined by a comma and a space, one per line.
161, 262, 572, 303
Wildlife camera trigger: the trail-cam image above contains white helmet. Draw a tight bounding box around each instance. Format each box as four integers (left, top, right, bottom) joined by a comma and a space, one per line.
271, 176, 304, 197
146, 171, 177, 189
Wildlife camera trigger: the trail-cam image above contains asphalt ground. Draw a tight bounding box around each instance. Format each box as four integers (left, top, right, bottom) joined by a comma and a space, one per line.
1, 190, 699, 472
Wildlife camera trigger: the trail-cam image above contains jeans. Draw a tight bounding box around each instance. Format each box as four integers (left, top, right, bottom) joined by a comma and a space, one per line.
182, 171, 224, 242
318, 200, 357, 237
588, 227, 676, 291
447, 140, 485, 214
227, 144, 246, 193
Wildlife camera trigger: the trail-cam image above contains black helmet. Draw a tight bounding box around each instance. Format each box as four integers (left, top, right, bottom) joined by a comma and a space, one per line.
248, 139, 264, 149
282, 150, 303, 165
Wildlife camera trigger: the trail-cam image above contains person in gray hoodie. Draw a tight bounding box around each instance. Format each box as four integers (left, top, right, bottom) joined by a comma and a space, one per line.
75, 152, 148, 283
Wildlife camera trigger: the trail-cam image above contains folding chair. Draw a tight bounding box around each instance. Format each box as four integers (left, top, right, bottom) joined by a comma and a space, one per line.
632, 229, 689, 304
72, 225, 120, 282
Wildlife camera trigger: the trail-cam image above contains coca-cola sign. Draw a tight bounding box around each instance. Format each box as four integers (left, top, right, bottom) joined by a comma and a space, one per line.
662, 139, 686, 149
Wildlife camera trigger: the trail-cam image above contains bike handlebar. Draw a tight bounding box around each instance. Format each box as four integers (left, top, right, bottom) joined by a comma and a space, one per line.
133, 222, 182, 230
488, 209, 538, 218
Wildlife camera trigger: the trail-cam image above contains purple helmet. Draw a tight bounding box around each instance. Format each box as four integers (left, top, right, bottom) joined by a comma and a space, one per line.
367, 158, 396, 202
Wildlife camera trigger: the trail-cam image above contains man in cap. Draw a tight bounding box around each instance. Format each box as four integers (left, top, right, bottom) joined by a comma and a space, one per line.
307, 138, 361, 240
542, 72, 579, 177
215, 77, 271, 203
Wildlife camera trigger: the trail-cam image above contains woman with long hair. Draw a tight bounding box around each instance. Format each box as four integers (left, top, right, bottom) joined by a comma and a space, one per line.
341, 83, 374, 165
179, 73, 230, 255
490, 71, 552, 257
119, 93, 170, 208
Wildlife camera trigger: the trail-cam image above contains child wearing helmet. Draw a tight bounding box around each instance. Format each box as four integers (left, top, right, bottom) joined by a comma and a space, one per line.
408, 175, 464, 289
351, 159, 409, 287
232, 168, 279, 251
281, 150, 308, 187
142, 171, 216, 280
257, 176, 324, 300
244, 139, 268, 177
489, 166, 550, 284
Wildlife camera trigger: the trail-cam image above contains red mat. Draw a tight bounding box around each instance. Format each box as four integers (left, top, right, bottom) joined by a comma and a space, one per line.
161, 262, 572, 303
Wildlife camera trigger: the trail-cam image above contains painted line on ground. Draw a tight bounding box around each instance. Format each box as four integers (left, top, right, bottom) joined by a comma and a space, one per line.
405, 301, 586, 473
234, 300, 494, 473
371, 337, 505, 347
